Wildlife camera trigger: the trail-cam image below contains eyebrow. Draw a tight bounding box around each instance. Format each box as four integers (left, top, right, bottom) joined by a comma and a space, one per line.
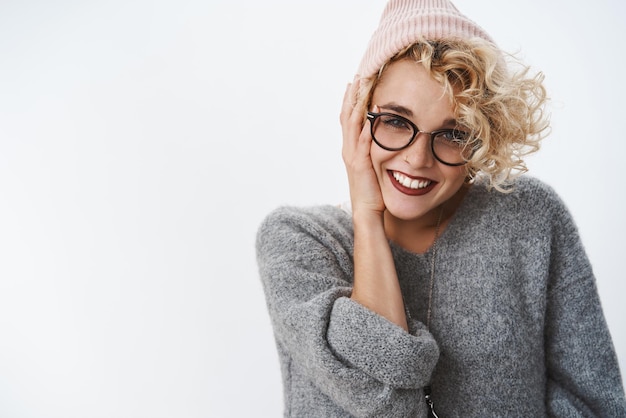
380, 102, 414, 117
379, 102, 457, 128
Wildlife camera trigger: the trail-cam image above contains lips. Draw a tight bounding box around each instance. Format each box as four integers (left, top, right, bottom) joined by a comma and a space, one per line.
388, 170, 437, 196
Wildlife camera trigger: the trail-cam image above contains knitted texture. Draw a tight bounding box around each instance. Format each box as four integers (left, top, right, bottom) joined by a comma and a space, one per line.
256, 176, 626, 417
357, 0, 495, 77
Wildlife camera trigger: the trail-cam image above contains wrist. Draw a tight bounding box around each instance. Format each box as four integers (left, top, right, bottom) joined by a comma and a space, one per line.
352, 209, 388, 245
352, 208, 385, 230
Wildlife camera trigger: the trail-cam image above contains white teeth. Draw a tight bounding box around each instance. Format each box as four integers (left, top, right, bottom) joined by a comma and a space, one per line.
392, 171, 431, 190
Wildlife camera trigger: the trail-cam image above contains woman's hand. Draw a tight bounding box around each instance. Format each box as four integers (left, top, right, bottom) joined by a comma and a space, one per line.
341, 77, 408, 332
340, 77, 385, 218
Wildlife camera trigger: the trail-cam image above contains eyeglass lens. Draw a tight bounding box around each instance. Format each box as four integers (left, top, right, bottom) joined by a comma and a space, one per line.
370, 113, 472, 165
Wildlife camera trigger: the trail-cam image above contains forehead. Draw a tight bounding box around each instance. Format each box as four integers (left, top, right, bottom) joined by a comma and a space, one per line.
372, 59, 455, 125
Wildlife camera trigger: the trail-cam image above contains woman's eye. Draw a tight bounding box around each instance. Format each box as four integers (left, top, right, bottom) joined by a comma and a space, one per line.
381, 116, 411, 131
439, 130, 469, 144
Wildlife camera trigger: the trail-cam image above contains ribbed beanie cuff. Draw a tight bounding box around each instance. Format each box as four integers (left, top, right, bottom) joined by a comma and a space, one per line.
357, 0, 495, 77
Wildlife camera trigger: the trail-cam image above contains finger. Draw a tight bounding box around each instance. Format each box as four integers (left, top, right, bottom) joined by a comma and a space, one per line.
341, 77, 369, 163
340, 75, 361, 120
340, 83, 353, 122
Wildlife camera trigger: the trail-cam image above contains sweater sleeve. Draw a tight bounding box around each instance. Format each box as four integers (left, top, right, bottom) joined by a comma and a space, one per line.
256, 206, 439, 417
542, 190, 626, 416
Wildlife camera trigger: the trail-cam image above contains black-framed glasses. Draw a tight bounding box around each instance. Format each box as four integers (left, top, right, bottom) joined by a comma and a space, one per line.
366, 111, 477, 166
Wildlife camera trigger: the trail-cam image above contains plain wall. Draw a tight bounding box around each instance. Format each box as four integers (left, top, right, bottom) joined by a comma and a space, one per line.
0, 1, 624, 416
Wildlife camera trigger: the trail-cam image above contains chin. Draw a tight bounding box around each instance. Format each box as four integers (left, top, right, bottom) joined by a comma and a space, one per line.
383, 200, 432, 222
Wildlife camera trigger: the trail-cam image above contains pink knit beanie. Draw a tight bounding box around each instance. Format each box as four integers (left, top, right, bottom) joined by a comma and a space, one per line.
357, 0, 495, 77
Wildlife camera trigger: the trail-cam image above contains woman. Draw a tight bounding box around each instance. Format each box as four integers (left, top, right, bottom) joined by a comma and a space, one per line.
256, 0, 626, 416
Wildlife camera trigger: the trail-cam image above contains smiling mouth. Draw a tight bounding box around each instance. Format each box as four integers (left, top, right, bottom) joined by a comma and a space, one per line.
391, 171, 432, 190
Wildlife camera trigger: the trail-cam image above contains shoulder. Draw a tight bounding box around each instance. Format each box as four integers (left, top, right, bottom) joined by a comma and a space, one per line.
510, 175, 559, 201
510, 176, 572, 222
256, 205, 354, 254
258, 205, 352, 235
471, 175, 566, 215
463, 175, 576, 236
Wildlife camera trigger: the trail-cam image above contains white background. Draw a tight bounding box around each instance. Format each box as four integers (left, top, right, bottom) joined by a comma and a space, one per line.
0, 1, 624, 416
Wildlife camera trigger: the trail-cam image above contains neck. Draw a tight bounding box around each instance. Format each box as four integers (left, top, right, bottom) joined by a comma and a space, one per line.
384, 184, 469, 254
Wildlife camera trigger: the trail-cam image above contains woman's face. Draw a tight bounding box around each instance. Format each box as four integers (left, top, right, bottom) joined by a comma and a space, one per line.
369, 59, 468, 223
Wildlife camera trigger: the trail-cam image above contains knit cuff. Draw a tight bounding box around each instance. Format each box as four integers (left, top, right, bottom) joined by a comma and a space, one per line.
327, 296, 439, 389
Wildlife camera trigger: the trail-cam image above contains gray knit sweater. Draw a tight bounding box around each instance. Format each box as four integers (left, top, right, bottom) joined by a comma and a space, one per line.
256, 176, 626, 417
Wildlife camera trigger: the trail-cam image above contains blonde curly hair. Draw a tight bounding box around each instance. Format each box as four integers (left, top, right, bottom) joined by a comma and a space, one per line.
357, 38, 550, 192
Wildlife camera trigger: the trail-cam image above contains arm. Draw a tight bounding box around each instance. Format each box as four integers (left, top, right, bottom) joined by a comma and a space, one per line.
256, 207, 439, 417
341, 78, 407, 330
543, 192, 626, 416
256, 79, 439, 417
351, 198, 408, 330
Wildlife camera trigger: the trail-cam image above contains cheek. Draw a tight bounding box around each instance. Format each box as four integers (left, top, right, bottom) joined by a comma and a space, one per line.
369, 144, 392, 176
442, 166, 468, 186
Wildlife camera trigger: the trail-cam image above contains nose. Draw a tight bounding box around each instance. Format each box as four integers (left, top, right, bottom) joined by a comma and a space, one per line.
401, 132, 435, 167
